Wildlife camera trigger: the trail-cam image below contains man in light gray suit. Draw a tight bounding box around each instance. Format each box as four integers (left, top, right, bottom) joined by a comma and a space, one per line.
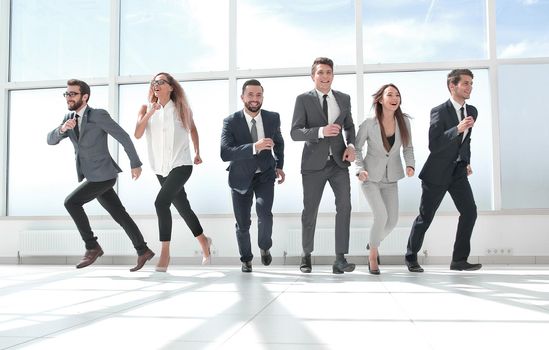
291, 57, 357, 274
47, 79, 155, 271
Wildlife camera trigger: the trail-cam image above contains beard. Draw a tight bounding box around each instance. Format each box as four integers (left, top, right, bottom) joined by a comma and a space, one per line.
67, 98, 84, 111
244, 101, 262, 113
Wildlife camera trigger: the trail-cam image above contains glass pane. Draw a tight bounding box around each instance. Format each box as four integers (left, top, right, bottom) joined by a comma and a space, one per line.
117, 80, 230, 214
237, 75, 359, 214
496, 0, 549, 59
363, 1, 487, 64
10, 0, 109, 81
362, 70, 493, 212
237, 0, 355, 70
8, 87, 109, 215
499, 64, 549, 208
120, 0, 229, 76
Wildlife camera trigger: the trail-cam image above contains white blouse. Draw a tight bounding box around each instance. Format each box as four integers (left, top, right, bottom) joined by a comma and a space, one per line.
145, 100, 192, 177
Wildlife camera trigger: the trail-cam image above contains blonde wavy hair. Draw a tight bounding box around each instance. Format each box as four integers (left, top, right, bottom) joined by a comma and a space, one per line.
148, 72, 193, 130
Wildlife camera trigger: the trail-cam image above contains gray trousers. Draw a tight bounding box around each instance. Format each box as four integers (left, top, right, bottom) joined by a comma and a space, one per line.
301, 159, 351, 255
361, 179, 399, 248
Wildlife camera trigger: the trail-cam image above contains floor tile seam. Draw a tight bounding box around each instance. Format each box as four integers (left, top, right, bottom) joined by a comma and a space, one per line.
218, 275, 296, 346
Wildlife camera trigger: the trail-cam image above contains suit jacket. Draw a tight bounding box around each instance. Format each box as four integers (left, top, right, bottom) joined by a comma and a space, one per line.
290, 89, 355, 171
355, 116, 415, 182
47, 106, 142, 182
419, 99, 477, 185
220, 109, 284, 194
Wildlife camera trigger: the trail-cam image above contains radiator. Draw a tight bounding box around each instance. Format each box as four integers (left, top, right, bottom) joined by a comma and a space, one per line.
285, 227, 409, 256
18, 230, 135, 256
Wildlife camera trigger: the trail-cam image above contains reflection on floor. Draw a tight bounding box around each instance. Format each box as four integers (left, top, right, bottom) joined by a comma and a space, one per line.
0, 264, 548, 349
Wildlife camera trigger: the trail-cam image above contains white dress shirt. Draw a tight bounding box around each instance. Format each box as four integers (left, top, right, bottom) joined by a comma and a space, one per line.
145, 100, 192, 177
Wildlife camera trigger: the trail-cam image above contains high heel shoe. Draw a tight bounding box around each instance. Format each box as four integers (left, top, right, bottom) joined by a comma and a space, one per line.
202, 237, 212, 265
155, 257, 170, 272
368, 259, 380, 275
366, 243, 381, 265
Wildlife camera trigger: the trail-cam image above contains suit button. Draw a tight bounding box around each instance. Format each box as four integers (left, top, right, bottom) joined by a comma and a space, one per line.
386, 154, 389, 157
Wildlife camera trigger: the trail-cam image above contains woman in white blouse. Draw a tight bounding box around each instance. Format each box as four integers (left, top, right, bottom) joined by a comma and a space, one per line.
355, 84, 415, 274
135, 72, 212, 271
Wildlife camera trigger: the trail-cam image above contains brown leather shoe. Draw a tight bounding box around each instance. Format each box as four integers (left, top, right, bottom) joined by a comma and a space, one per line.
130, 248, 155, 272
76, 245, 104, 269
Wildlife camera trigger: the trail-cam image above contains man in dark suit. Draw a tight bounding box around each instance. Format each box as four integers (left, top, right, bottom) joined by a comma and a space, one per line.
47, 79, 154, 271
221, 79, 285, 272
291, 57, 356, 274
405, 69, 481, 272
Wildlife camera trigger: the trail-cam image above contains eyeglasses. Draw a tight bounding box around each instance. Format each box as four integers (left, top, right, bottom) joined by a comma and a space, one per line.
63, 92, 81, 98
152, 79, 169, 86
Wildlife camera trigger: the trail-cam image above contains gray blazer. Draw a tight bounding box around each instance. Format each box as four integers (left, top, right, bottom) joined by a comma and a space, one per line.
47, 106, 142, 182
291, 89, 355, 171
355, 116, 415, 182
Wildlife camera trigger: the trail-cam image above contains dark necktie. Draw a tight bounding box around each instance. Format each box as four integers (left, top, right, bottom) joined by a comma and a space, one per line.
73, 112, 80, 139
459, 106, 465, 121
250, 118, 258, 143
322, 94, 328, 119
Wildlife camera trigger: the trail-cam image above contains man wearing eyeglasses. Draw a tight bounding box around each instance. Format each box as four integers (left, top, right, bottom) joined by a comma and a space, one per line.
47, 79, 155, 271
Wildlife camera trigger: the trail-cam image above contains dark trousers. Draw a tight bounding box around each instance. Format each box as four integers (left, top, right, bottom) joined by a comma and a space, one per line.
155, 165, 203, 241
64, 178, 148, 255
231, 173, 274, 263
406, 163, 477, 263
301, 158, 351, 255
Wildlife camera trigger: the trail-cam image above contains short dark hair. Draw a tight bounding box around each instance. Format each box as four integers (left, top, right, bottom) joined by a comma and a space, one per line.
67, 79, 91, 102
447, 69, 474, 91
311, 57, 334, 75
241, 79, 263, 95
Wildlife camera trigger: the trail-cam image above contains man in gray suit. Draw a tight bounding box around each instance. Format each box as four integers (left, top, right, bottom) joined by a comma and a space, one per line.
47, 79, 155, 271
291, 57, 356, 274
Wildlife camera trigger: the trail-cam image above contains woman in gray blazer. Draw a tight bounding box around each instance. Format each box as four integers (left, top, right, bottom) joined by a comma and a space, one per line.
355, 84, 415, 274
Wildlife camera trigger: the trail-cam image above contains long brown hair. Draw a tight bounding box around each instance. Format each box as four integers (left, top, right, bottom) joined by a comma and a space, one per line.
148, 72, 193, 130
371, 83, 410, 151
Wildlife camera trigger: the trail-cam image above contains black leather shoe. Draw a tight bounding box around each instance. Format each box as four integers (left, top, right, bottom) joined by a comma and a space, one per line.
405, 260, 424, 273
76, 244, 104, 269
130, 248, 155, 272
300, 255, 312, 273
332, 258, 355, 274
260, 249, 272, 266
241, 261, 252, 273
450, 261, 482, 271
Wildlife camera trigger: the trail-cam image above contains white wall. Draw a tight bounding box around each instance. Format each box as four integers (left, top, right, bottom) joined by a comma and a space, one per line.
2, 212, 548, 264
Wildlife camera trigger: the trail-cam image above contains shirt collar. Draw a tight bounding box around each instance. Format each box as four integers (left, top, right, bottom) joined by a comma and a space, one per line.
74, 104, 87, 118
315, 89, 333, 99
243, 109, 262, 123
450, 97, 466, 111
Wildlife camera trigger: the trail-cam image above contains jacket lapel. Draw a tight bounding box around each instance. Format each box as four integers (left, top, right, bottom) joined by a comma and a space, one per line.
79, 106, 91, 140
309, 90, 328, 123
236, 110, 253, 143
445, 100, 459, 127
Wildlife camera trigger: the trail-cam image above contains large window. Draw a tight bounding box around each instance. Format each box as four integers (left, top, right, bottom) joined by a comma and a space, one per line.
499, 64, 549, 209
363, 0, 487, 64
496, 0, 549, 59
120, 0, 229, 76
237, 0, 355, 70
10, 0, 110, 81
4, 0, 549, 217
8, 87, 109, 216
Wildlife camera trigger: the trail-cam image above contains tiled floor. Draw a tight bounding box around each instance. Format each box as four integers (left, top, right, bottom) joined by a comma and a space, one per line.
0, 264, 548, 349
